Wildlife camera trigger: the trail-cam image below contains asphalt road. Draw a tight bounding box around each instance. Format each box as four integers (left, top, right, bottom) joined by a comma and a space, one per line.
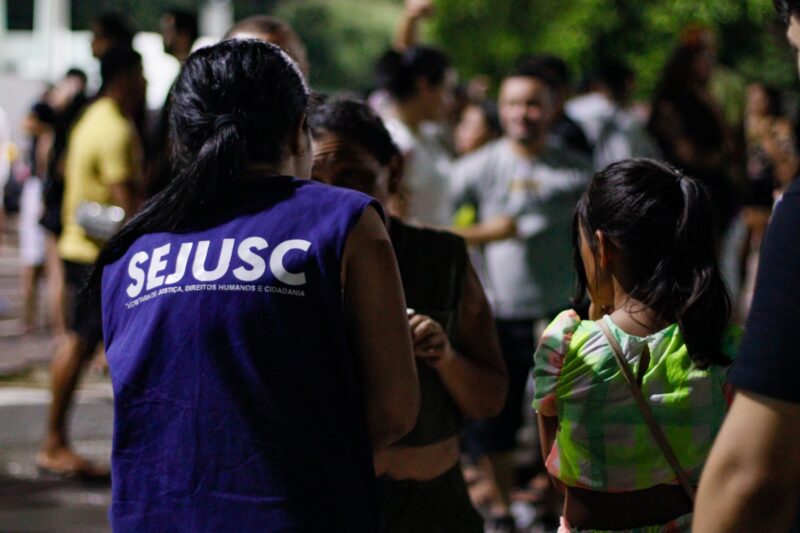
0, 223, 113, 532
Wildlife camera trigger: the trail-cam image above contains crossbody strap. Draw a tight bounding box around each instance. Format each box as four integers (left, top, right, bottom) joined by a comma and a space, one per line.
596, 319, 696, 504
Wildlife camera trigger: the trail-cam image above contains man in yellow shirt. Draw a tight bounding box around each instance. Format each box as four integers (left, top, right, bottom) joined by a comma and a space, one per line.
38, 45, 143, 476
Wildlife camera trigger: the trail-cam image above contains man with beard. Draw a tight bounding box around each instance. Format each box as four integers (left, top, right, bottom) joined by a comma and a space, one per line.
452, 63, 591, 530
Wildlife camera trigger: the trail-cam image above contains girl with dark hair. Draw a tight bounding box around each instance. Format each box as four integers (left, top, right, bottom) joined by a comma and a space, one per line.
375, 46, 455, 226
310, 98, 507, 533
532, 159, 740, 532
95, 40, 419, 531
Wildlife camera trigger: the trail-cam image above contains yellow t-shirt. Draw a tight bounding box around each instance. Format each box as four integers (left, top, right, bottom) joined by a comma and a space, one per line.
59, 97, 135, 264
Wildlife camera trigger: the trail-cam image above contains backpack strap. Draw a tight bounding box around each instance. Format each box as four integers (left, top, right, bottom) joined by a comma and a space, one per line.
597, 318, 696, 504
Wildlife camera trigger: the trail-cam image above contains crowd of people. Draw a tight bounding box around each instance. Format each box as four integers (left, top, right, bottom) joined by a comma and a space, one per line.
3, 0, 800, 531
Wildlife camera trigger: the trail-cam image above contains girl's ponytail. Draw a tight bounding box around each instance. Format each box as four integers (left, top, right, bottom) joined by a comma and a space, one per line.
574, 158, 732, 369
670, 176, 732, 368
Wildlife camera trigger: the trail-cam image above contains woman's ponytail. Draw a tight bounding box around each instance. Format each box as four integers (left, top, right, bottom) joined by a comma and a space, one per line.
82, 39, 308, 306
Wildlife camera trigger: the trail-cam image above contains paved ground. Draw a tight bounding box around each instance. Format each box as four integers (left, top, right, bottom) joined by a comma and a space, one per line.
0, 221, 113, 533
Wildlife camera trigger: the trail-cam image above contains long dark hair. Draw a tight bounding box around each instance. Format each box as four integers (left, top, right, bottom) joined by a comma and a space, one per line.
308, 98, 400, 165
85, 39, 308, 301
375, 46, 450, 101
573, 158, 731, 368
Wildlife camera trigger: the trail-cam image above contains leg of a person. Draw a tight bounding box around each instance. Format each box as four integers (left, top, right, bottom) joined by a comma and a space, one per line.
464, 319, 535, 522
38, 260, 104, 474
493, 319, 536, 501
21, 265, 36, 332
42, 331, 92, 451
44, 234, 66, 336
19, 177, 46, 331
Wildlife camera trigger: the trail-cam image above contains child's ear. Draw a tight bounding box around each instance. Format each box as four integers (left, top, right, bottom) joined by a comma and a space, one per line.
595, 230, 614, 268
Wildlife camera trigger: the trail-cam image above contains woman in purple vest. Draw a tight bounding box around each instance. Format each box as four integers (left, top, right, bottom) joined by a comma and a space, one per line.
88, 39, 419, 532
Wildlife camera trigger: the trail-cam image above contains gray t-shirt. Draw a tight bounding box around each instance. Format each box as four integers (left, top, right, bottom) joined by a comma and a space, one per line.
453, 139, 591, 319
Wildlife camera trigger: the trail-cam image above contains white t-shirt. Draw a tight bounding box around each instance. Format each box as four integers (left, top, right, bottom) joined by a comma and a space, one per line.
452, 139, 592, 319
383, 117, 453, 227
566, 92, 660, 171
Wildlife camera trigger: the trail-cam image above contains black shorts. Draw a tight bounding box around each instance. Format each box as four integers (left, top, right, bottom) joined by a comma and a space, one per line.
381, 465, 484, 533
63, 259, 103, 349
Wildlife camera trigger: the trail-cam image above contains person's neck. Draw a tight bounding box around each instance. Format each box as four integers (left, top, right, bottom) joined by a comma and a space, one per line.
172, 47, 191, 64
102, 88, 135, 119
508, 136, 546, 158
391, 102, 427, 133
609, 288, 669, 337
247, 159, 305, 179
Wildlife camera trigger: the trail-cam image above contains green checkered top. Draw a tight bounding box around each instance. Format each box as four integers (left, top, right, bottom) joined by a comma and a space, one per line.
532, 310, 741, 491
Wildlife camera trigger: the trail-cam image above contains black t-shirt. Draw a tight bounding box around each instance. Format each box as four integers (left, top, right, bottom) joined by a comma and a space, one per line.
729, 177, 800, 402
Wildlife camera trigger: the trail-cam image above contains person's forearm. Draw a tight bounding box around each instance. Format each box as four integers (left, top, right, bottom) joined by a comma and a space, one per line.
695, 392, 800, 531
393, 13, 420, 51
695, 451, 799, 531
433, 348, 506, 419
109, 182, 136, 220
450, 219, 516, 246
537, 414, 557, 465
450, 225, 495, 246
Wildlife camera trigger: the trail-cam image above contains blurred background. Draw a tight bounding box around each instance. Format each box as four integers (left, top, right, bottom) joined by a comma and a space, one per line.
0, 1, 798, 532
1, 1, 797, 126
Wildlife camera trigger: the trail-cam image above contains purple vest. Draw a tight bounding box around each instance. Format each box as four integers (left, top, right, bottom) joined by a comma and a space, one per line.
102, 177, 380, 532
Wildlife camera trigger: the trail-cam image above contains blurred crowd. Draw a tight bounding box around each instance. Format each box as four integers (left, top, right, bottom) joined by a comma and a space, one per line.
1, 1, 798, 532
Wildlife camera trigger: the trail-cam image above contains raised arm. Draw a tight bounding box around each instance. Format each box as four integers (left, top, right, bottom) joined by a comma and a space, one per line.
343, 206, 420, 450
393, 0, 435, 51
410, 261, 507, 419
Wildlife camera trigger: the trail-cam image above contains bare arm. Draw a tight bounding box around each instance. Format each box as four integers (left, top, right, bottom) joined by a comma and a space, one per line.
537, 413, 565, 493
451, 215, 516, 246
410, 261, 507, 419
393, 0, 434, 51
109, 183, 136, 220
694, 391, 800, 532
343, 206, 419, 450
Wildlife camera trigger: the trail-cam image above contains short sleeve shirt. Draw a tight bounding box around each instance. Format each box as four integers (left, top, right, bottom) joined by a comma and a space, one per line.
532, 310, 741, 491
59, 97, 138, 264
383, 117, 453, 227
728, 178, 800, 403
451, 139, 591, 319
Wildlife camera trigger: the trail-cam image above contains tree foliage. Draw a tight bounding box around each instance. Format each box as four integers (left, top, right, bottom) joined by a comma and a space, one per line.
430, 0, 796, 95
274, 0, 402, 93
68, 0, 797, 96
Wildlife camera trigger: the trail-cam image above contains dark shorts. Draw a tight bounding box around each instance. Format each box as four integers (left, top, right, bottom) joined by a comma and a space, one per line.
63, 259, 103, 349
462, 319, 535, 456
381, 464, 483, 533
